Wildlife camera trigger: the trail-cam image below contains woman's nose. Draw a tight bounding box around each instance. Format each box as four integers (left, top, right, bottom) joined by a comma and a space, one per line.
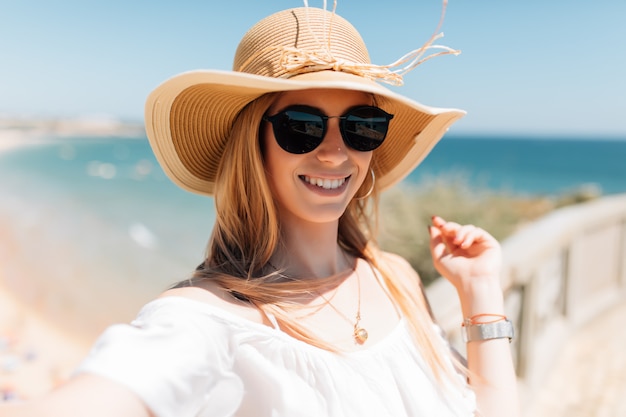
315, 119, 348, 164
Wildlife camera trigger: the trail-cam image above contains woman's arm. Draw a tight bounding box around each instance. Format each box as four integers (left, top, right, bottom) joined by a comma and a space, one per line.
0, 374, 152, 417
429, 216, 520, 417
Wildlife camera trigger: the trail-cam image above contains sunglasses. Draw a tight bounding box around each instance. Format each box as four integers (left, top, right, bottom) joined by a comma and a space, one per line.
263, 105, 394, 154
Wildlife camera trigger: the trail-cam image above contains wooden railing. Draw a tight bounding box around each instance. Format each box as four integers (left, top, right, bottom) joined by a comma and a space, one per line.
426, 193, 626, 406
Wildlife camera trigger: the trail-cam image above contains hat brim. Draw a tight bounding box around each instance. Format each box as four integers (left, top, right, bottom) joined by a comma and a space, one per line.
145, 69, 465, 196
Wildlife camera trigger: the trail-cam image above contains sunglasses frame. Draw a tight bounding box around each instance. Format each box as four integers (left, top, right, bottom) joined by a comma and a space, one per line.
263, 104, 394, 154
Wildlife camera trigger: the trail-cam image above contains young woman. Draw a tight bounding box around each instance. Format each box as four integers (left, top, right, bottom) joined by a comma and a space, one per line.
1, 4, 519, 417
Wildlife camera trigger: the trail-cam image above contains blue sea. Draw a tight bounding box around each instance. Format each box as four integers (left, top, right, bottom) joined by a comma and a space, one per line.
409, 136, 626, 196
1, 135, 625, 335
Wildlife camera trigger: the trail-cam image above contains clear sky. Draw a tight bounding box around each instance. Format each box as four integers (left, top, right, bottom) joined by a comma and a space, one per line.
1, 0, 625, 138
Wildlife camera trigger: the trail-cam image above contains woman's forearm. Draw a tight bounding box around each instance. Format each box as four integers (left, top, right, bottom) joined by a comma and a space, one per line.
459, 280, 520, 417
0, 374, 151, 417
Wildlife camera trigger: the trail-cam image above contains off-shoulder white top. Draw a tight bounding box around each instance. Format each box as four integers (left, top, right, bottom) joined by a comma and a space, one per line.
76, 296, 476, 417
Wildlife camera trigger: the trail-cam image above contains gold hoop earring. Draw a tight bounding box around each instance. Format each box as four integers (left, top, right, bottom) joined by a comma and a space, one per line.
355, 169, 375, 200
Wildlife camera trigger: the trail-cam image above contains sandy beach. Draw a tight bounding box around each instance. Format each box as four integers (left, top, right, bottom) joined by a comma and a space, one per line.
0, 130, 83, 401
0, 122, 146, 402
0, 286, 90, 401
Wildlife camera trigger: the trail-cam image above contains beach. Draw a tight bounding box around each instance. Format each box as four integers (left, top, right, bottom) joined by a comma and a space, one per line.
0, 131, 83, 400
0, 197, 146, 401
0, 284, 90, 400
0, 123, 163, 401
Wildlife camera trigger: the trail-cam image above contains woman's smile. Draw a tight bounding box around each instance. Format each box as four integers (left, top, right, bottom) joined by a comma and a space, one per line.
300, 175, 350, 191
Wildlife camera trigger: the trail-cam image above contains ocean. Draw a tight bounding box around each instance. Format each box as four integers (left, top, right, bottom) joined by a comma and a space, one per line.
1, 135, 625, 336
409, 136, 626, 196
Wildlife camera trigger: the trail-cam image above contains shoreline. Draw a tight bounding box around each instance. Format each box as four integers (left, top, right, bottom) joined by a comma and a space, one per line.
0, 132, 106, 401
0, 117, 146, 155
0, 131, 47, 154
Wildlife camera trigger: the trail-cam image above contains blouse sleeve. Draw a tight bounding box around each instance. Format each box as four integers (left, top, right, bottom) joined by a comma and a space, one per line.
74, 298, 244, 417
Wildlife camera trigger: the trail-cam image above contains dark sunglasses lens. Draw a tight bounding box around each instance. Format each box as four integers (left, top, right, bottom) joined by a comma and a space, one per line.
342, 107, 391, 151
273, 110, 325, 154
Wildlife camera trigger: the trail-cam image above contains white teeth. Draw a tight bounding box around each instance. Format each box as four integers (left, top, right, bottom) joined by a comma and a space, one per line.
303, 176, 346, 190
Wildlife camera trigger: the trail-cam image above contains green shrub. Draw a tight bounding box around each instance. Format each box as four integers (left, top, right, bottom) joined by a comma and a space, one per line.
376, 175, 584, 286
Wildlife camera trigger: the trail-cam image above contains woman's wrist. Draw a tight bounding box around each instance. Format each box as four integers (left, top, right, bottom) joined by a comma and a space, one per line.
456, 278, 505, 319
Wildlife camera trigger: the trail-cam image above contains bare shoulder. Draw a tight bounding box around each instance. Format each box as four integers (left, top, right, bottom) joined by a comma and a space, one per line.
376, 251, 436, 317
377, 251, 418, 277
376, 251, 422, 292
159, 281, 228, 305
158, 282, 265, 324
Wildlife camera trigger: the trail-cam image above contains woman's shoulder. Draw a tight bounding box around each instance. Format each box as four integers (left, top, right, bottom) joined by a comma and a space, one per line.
376, 251, 419, 278
374, 250, 423, 292
156, 283, 268, 325
377, 250, 413, 269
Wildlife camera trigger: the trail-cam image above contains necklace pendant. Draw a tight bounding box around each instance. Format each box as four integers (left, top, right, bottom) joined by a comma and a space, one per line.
354, 327, 368, 345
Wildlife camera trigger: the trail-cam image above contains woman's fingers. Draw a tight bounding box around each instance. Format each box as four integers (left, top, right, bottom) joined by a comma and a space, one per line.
431, 216, 479, 250
430, 216, 497, 255
455, 225, 484, 249
429, 215, 502, 286
428, 225, 447, 259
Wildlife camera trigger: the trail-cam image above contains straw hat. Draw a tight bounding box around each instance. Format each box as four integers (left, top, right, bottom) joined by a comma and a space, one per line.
145, 6, 464, 196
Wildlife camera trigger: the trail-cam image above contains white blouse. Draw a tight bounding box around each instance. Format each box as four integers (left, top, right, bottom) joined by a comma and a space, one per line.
76, 296, 476, 417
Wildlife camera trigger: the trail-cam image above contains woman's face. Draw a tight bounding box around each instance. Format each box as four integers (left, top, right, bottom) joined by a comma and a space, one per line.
261, 89, 374, 226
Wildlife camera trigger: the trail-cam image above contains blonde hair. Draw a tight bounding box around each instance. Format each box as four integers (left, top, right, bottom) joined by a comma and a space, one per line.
178, 92, 462, 384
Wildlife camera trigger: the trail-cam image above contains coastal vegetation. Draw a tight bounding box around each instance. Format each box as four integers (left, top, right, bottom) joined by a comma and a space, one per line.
377, 174, 601, 285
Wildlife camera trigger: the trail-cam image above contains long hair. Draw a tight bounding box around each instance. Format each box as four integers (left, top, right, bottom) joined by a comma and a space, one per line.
177, 92, 462, 384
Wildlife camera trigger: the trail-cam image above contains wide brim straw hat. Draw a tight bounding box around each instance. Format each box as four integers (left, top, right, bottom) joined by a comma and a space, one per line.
145, 6, 465, 196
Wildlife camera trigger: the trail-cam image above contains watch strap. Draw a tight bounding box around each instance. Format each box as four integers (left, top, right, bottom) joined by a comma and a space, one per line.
462, 319, 514, 343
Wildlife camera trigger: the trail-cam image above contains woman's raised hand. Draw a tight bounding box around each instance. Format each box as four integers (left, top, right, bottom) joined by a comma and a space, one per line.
428, 215, 502, 293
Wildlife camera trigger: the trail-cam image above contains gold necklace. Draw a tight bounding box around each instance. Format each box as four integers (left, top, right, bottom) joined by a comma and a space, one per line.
267, 259, 368, 345
318, 267, 368, 345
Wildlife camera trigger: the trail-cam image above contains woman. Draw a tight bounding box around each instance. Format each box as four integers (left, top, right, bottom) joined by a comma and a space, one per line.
1, 4, 519, 417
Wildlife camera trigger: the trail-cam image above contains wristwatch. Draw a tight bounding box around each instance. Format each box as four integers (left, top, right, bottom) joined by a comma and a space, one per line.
462, 319, 514, 343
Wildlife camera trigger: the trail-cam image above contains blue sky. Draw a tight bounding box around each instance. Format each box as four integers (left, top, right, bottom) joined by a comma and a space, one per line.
1, 0, 625, 137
